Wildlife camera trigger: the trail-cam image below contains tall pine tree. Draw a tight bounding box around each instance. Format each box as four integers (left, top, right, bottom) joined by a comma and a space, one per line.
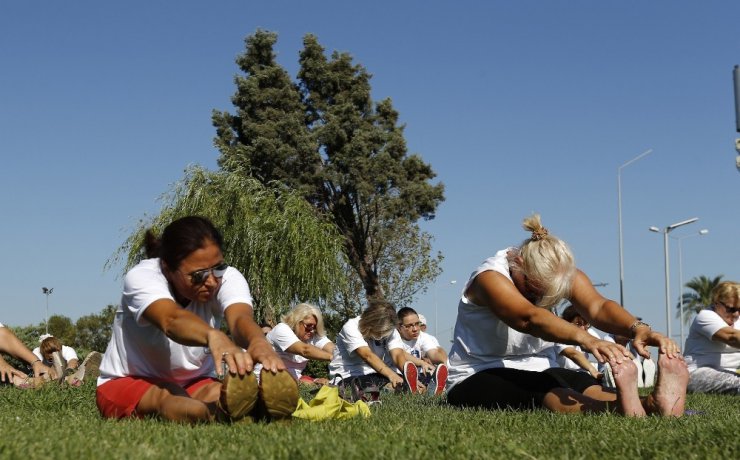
213, 31, 444, 306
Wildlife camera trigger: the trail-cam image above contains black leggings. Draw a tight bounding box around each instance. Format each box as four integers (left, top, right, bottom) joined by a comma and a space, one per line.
447, 367, 600, 410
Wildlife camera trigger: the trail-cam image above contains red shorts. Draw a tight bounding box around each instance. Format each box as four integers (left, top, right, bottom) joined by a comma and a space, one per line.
96, 376, 219, 419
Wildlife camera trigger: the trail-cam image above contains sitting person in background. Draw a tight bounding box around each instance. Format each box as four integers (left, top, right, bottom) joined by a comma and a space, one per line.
553, 305, 601, 380
684, 281, 740, 394
264, 303, 334, 385
0, 322, 53, 388
33, 335, 103, 386
260, 323, 273, 335
329, 300, 408, 399
33, 334, 79, 379
396, 307, 448, 395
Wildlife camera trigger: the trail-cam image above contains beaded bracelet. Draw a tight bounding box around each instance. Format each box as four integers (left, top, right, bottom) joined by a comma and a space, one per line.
629, 320, 651, 338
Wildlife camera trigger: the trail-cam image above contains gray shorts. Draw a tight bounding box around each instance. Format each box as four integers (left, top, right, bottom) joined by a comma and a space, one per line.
687, 367, 740, 395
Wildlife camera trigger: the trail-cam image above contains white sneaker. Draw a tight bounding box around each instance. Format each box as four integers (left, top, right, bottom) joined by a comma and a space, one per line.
642, 358, 656, 387
634, 358, 645, 388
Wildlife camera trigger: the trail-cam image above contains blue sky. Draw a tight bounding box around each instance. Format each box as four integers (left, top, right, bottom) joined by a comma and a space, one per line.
2, 2, 738, 350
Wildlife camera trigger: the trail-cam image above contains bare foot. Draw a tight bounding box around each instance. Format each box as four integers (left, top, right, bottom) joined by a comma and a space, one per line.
611, 360, 646, 417
13, 375, 43, 389
645, 353, 688, 417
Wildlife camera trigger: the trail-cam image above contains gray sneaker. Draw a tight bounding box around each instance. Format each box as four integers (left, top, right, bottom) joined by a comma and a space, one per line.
67, 351, 103, 386
51, 351, 66, 384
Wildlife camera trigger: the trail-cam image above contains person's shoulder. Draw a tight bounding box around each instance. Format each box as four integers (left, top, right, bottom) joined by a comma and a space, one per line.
222, 266, 247, 282
271, 322, 294, 336
129, 258, 160, 273
474, 248, 514, 278
480, 248, 510, 267
124, 258, 163, 284
695, 309, 722, 324
267, 323, 299, 348
342, 317, 361, 331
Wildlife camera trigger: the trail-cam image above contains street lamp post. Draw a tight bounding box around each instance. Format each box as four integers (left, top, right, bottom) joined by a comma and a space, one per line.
618, 149, 654, 307
434, 280, 457, 337
649, 217, 699, 340
674, 229, 709, 347
41, 287, 54, 334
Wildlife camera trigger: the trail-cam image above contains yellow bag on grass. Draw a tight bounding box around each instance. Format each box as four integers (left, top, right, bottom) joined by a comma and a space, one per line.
292, 384, 371, 421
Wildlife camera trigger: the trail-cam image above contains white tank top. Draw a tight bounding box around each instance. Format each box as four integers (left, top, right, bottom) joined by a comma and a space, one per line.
447, 248, 556, 390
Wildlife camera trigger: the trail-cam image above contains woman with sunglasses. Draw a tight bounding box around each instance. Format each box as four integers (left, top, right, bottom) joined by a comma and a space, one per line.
263, 303, 335, 385
96, 216, 297, 423
684, 281, 740, 394
446, 214, 688, 417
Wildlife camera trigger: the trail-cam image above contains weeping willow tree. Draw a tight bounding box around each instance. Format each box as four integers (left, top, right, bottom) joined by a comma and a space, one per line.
108, 165, 347, 323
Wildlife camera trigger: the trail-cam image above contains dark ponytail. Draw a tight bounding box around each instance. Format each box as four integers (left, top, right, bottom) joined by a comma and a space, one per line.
144, 229, 162, 259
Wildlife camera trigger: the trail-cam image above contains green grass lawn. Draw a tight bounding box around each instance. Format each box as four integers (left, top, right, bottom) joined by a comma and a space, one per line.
1, 381, 738, 460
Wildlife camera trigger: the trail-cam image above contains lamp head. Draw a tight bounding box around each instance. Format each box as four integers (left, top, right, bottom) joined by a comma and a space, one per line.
667, 217, 699, 231
649, 226, 660, 233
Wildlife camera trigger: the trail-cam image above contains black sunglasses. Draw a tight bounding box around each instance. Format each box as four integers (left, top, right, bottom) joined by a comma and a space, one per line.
718, 301, 740, 314
184, 262, 229, 285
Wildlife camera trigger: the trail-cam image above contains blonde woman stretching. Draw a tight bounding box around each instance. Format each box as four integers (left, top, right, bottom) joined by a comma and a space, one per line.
446, 214, 688, 417
265, 303, 335, 385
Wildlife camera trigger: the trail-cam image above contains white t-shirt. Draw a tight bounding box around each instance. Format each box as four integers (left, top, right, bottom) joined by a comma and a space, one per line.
98, 258, 252, 386
328, 317, 405, 379
265, 322, 331, 380
447, 249, 557, 390
33, 345, 78, 367
684, 309, 740, 372
401, 331, 441, 360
